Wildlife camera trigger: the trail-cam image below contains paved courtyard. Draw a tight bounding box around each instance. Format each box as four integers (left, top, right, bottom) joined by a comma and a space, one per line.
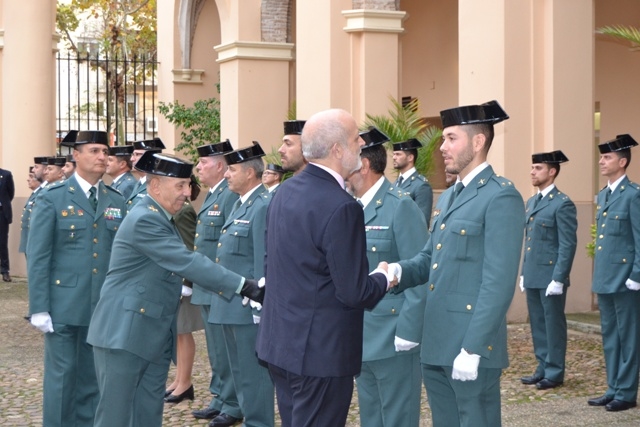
2, 278, 640, 426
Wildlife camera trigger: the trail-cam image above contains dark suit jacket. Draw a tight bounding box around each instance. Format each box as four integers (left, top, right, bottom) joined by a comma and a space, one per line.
256, 164, 388, 377
0, 168, 14, 223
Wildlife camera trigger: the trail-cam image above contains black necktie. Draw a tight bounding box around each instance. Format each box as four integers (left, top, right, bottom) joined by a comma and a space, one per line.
88, 187, 98, 210
231, 199, 242, 214
532, 193, 543, 210
605, 188, 612, 203
448, 182, 464, 209
396, 176, 404, 187
356, 198, 364, 208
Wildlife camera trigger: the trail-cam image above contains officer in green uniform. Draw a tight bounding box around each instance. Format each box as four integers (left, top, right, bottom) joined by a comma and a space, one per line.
87, 151, 264, 427
588, 134, 640, 412
262, 163, 284, 193
350, 127, 428, 427
388, 101, 525, 427
60, 131, 78, 179
27, 130, 126, 427
19, 161, 46, 255
107, 145, 136, 199
189, 140, 242, 423
62, 154, 77, 179
519, 150, 577, 390
126, 137, 165, 213
44, 157, 67, 184
391, 138, 433, 226
207, 142, 274, 427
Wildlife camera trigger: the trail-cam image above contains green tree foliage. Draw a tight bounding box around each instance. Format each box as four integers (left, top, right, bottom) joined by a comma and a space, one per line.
363, 97, 442, 178
597, 25, 640, 48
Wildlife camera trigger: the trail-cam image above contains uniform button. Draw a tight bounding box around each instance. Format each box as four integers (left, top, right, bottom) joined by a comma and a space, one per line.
391, 308, 396, 314
93, 238, 98, 243
197, 220, 201, 224
440, 224, 446, 230
460, 229, 466, 236
372, 246, 377, 252
93, 253, 98, 258
436, 243, 442, 250
549, 261, 553, 265
529, 216, 534, 221
114, 226, 118, 230
92, 268, 98, 274
429, 284, 434, 291
432, 263, 438, 270
222, 229, 227, 234
597, 246, 602, 250
93, 223, 97, 228
70, 225, 75, 230
127, 200, 132, 205
527, 247, 531, 251
193, 245, 197, 250
603, 212, 607, 217
195, 233, 199, 238
599, 235, 604, 239
217, 243, 222, 248
56, 280, 61, 285
466, 304, 472, 310
215, 258, 219, 263
171, 273, 175, 276
615, 215, 619, 219
488, 345, 493, 351
623, 258, 627, 263
234, 231, 238, 236
527, 237, 530, 241
218, 291, 223, 295
140, 308, 145, 314
601, 223, 605, 228
528, 227, 532, 231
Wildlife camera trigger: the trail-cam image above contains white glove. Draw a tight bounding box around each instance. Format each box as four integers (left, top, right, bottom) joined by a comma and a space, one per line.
30, 312, 54, 333
394, 336, 419, 352
626, 278, 640, 291
519, 276, 524, 293
181, 285, 193, 297
388, 263, 402, 284
545, 280, 564, 296
252, 314, 261, 324
242, 277, 266, 307
451, 348, 480, 381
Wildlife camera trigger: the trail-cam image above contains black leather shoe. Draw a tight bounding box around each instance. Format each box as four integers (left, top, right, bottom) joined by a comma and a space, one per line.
192, 407, 221, 420
520, 375, 543, 385
164, 385, 194, 403
536, 378, 563, 390
164, 389, 175, 398
209, 413, 243, 427
605, 399, 637, 412
588, 395, 614, 406
2, 272, 11, 282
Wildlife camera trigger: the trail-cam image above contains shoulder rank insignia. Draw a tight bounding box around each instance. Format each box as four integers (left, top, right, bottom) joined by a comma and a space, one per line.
148, 205, 158, 212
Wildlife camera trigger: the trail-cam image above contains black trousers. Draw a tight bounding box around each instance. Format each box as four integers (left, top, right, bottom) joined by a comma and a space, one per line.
0, 210, 9, 273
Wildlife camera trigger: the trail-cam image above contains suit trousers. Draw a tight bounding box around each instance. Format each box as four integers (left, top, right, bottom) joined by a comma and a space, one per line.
356, 351, 422, 427
597, 291, 640, 402
200, 306, 241, 417
422, 363, 502, 427
93, 345, 171, 427
526, 287, 568, 382
43, 324, 98, 427
268, 363, 354, 427
222, 324, 274, 426
0, 209, 9, 273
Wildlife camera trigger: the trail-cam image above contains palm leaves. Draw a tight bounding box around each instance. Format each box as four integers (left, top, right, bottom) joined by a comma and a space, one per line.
363, 96, 442, 177
597, 25, 640, 50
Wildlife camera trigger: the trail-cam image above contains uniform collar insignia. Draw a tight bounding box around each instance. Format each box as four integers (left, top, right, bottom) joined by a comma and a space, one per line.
376, 199, 382, 205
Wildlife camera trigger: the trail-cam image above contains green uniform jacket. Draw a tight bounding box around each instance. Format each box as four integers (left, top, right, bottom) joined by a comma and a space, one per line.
27, 177, 126, 325
391, 171, 433, 226
522, 187, 577, 288
592, 177, 640, 293
125, 179, 146, 214
398, 166, 524, 368
112, 171, 136, 200
18, 189, 39, 253
209, 188, 269, 325
87, 196, 244, 363
362, 179, 428, 361
191, 180, 239, 305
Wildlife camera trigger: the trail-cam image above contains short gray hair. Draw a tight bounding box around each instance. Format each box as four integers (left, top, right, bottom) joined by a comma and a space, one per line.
301, 110, 351, 161
240, 158, 264, 179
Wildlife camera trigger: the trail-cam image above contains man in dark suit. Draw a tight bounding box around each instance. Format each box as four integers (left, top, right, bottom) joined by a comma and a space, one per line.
27, 131, 126, 427
392, 138, 433, 225
256, 108, 392, 427
0, 167, 14, 282
388, 101, 525, 427
190, 140, 241, 423
588, 134, 640, 412
519, 151, 577, 390
349, 128, 428, 427
87, 151, 265, 427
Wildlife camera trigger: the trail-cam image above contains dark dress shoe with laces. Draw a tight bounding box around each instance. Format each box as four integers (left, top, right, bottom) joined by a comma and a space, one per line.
2, 272, 11, 282
520, 375, 543, 385
192, 407, 221, 420
605, 399, 637, 412
164, 385, 194, 403
587, 395, 614, 406
536, 378, 562, 390
209, 413, 243, 427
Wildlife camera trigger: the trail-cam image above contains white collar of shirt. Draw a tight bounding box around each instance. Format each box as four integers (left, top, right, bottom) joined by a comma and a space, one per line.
538, 183, 556, 198
399, 167, 417, 181
209, 178, 224, 194
310, 162, 345, 189
113, 172, 126, 184
73, 172, 100, 198
359, 176, 386, 209
39, 181, 48, 189
140, 175, 147, 185
609, 174, 626, 192
268, 183, 279, 193
458, 162, 489, 187
239, 183, 264, 204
